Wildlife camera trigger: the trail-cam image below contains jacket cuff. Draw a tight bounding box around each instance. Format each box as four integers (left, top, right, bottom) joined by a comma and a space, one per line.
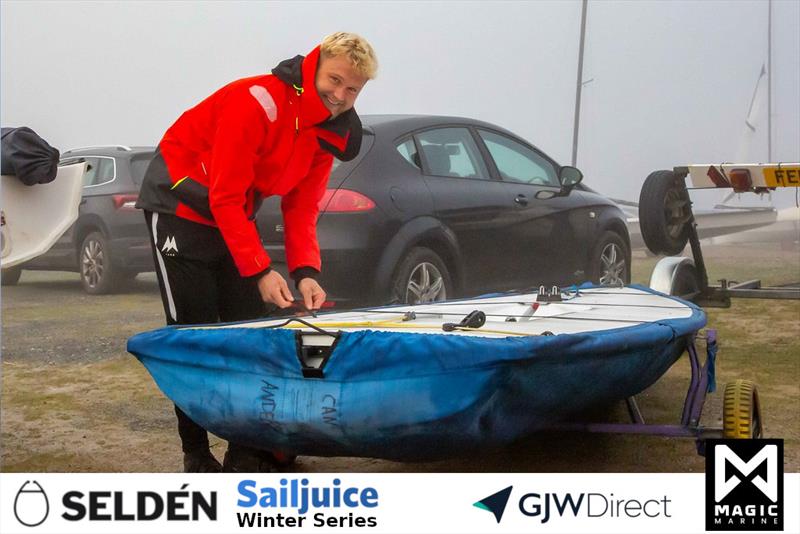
290, 266, 320, 288
247, 266, 272, 280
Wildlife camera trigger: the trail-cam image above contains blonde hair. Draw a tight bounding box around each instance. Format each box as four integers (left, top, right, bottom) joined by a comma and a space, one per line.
320, 32, 378, 79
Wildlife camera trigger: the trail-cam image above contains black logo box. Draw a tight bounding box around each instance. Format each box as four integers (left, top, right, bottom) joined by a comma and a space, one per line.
705, 439, 784, 532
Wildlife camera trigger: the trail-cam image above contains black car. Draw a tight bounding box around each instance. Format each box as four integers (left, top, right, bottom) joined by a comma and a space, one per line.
10, 145, 157, 293
259, 115, 631, 308
9, 116, 631, 304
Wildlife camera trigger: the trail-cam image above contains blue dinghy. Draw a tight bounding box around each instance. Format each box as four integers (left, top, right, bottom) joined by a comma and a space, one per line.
127, 285, 705, 460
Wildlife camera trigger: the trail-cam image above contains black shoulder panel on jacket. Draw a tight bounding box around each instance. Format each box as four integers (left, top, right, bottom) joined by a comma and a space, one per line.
317, 109, 362, 162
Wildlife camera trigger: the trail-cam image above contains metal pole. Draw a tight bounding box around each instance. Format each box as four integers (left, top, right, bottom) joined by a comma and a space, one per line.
768, 0, 772, 161
571, 0, 588, 167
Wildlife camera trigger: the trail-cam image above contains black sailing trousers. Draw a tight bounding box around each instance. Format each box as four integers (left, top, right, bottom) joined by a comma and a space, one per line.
144, 210, 266, 453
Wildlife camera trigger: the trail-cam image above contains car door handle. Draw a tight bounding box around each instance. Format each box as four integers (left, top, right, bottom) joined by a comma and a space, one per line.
514, 194, 528, 206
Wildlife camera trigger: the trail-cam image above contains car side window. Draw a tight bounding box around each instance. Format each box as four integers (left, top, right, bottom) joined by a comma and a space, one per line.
415, 128, 489, 179
80, 157, 100, 187
91, 157, 115, 186
478, 130, 559, 187
396, 138, 421, 170
72, 156, 115, 187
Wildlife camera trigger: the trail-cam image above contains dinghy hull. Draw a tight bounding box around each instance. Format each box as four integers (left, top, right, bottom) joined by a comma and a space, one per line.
128, 285, 705, 460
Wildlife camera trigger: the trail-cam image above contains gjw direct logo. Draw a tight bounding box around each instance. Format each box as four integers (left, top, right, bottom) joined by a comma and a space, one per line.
473, 484, 671, 524
705, 439, 784, 531
473, 486, 512, 523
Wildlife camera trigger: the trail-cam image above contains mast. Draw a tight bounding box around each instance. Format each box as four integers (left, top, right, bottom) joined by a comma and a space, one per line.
571, 0, 588, 167
767, 0, 772, 162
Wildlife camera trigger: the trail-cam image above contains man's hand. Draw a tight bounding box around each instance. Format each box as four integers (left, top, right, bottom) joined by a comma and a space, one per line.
298, 278, 326, 311
257, 270, 294, 308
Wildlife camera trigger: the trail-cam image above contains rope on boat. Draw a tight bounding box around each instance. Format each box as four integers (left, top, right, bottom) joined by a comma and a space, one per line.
273, 313, 647, 336
281, 320, 541, 337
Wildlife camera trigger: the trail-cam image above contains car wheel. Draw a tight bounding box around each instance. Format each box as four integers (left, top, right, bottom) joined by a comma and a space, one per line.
638, 170, 692, 256
390, 247, 453, 305
79, 231, 123, 294
589, 231, 631, 286
1, 266, 22, 286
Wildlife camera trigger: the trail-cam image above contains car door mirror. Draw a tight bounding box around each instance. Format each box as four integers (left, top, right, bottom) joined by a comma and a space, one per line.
536, 166, 583, 199
559, 166, 583, 188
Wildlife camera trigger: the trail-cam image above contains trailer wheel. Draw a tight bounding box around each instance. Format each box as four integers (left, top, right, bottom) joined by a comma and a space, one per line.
639, 170, 692, 256
723, 379, 763, 439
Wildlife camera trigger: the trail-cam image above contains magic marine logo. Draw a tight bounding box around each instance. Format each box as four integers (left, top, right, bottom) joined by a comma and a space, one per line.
705, 439, 784, 531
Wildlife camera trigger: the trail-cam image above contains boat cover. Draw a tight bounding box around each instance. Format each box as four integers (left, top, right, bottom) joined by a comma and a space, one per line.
127, 285, 706, 460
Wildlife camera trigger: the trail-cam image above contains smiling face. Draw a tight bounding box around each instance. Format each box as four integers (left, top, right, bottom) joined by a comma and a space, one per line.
315, 54, 369, 118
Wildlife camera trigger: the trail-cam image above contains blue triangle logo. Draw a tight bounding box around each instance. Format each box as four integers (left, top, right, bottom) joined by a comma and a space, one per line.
473, 485, 513, 523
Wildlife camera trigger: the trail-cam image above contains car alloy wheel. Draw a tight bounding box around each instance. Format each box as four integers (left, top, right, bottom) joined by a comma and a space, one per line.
81, 236, 106, 290
79, 230, 125, 294
405, 261, 447, 304
598, 242, 627, 286
589, 231, 630, 287
390, 247, 454, 306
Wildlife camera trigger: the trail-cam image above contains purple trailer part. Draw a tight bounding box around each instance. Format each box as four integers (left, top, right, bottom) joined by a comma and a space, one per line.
550, 329, 724, 455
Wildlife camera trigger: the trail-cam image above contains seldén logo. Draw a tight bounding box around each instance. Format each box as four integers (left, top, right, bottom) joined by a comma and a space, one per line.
705, 439, 784, 531
473, 486, 513, 523
10, 482, 216, 527
14, 481, 50, 527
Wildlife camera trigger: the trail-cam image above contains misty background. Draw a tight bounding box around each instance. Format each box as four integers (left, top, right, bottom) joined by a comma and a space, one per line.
2, 0, 798, 207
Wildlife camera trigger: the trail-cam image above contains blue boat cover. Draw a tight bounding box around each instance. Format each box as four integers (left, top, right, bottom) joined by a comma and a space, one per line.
127, 285, 706, 460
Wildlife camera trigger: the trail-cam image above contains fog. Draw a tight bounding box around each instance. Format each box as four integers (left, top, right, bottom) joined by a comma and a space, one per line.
2, 0, 798, 206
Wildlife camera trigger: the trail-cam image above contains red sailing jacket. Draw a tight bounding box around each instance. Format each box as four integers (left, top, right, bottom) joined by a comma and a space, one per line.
137, 46, 362, 278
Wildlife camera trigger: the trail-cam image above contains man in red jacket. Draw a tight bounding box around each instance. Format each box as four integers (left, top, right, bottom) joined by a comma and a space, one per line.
137, 32, 377, 472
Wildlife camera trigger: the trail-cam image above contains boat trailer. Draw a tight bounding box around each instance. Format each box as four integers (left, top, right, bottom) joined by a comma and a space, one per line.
640, 162, 799, 307
552, 162, 798, 454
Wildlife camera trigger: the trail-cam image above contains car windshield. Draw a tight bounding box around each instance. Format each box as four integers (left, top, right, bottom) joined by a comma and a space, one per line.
130, 154, 153, 186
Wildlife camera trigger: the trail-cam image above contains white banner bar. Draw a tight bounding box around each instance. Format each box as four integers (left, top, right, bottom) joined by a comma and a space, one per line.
1, 473, 798, 534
